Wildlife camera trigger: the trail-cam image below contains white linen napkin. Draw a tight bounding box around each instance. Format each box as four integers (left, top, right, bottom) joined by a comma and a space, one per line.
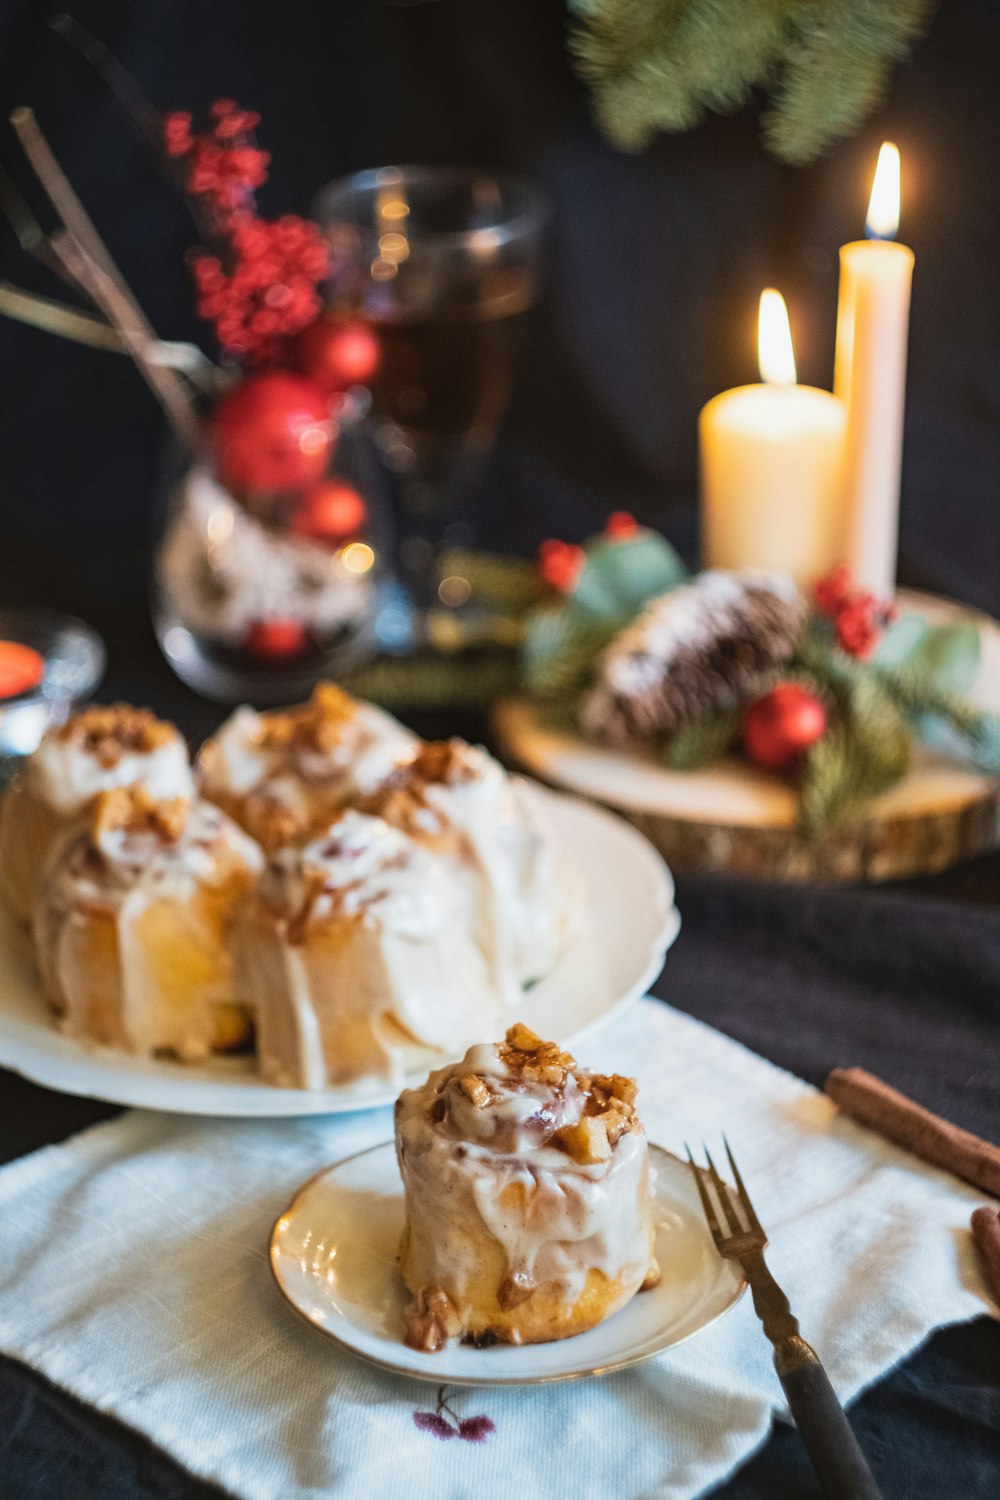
0, 998, 993, 1500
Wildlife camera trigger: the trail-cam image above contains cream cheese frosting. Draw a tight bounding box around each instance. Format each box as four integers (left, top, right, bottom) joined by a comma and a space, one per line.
238, 810, 507, 1089
198, 684, 417, 847
366, 740, 579, 1001
28, 706, 195, 815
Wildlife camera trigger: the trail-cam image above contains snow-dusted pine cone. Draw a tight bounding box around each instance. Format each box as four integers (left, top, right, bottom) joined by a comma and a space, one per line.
581, 571, 806, 748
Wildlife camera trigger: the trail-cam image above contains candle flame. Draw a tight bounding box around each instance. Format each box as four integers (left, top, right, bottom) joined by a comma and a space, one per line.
758, 289, 797, 386
866, 142, 900, 240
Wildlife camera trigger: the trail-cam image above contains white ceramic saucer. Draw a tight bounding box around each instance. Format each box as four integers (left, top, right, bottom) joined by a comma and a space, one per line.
270, 1143, 746, 1385
0, 785, 679, 1116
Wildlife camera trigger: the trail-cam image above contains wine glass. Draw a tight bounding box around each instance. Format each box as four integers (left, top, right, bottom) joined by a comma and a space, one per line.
314, 165, 548, 637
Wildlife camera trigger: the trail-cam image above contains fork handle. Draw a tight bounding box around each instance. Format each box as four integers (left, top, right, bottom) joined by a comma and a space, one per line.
775, 1339, 883, 1500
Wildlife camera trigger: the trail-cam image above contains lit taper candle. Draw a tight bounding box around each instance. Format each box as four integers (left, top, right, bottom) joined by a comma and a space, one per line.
834, 143, 914, 596
700, 290, 846, 589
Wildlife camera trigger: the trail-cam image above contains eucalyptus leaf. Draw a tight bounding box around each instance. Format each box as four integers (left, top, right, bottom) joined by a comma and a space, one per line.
568, 532, 686, 625
874, 612, 928, 668
919, 622, 981, 695
874, 611, 981, 697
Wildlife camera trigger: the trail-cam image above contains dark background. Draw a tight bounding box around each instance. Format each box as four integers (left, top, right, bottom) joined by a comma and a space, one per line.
0, 0, 998, 621
0, 4, 998, 1498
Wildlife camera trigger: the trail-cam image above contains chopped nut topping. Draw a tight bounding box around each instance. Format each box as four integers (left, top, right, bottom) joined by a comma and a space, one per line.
244, 796, 311, 852
57, 705, 176, 767
403, 1285, 463, 1352
555, 1113, 611, 1164
641, 1259, 662, 1292
256, 682, 358, 755
577, 1070, 640, 1144
497, 1272, 535, 1311
499, 1024, 576, 1087
362, 741, 478, 840
91, 787, 188, 843
587, 1073, 638, 1108
457, 1075, 492, 1108
505, 1022, 544, 1054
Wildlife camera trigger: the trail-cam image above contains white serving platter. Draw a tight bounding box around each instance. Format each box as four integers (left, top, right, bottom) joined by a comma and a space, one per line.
0, 785, 679, 1116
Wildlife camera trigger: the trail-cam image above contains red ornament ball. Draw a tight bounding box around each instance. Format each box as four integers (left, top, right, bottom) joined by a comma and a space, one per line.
212, 373, 335, 495
296, 319, 380, 392
244, 619, 309, 659
293, 480, 367, 541
743, 683, 827, 772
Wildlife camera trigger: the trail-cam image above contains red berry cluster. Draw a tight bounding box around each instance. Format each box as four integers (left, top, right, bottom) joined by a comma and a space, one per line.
539, 539, 585, 593
191, 217, 328, 364
164, 100, 329, 365
814, 565, 897, 659
604, 511, 638, 539
163, 99, 269, 227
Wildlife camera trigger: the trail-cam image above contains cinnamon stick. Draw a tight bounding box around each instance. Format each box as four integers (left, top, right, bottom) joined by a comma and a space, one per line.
971, 1207, 1000, 1304
825, 1067, 1000, 1198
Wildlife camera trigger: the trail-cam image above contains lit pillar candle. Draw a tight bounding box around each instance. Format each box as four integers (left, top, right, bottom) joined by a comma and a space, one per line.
834, 142, 914, 596
699, 290, 846, 589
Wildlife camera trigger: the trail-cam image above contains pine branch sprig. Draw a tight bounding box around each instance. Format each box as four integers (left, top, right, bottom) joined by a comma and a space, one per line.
569, 0, 933, 163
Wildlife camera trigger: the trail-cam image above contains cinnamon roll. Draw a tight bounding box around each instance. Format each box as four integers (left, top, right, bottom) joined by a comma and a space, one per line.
395, 1024, 658, 1351
365, 741, 578, 1001
0, 705, 194, 922
233, 809, 506, 1089
197, 682, 417, 851
34, 787, 262, 1059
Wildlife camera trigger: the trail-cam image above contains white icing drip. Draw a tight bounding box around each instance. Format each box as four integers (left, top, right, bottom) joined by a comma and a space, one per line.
261, 810, 450, 939
28, 725, 194, 816
377, 746, 578, 996
241, 811, 507, 1088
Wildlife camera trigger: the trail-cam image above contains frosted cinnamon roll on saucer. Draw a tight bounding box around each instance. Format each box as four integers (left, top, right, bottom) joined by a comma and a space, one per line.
234, 809, 506, 1089
0, 704, 194, 922
33, 787, 262, 1059
395, 1024, 658, 1351
197, 683, 417, 851
365, 741, 578, 1000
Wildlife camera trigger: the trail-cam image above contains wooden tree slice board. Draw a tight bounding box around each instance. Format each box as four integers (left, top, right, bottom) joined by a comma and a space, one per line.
494, 591, 1000, 883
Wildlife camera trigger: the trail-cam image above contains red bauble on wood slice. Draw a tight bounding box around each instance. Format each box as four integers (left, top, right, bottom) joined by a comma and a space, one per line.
743, 683, 827, 772
295, 319, 380, 392
211, 372, 335, 495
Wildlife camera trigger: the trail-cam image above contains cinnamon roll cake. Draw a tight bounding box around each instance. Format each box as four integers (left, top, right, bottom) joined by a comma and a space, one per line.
395, 1024, 658, 1351
0, 705, 195, 921
365, 740, 578, 1003
197, 683, 417, 851
234, 809, 506, 1089
34, 786, 262, 1059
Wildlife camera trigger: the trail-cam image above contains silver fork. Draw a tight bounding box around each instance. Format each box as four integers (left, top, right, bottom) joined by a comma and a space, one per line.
687, 1139, 883, 1500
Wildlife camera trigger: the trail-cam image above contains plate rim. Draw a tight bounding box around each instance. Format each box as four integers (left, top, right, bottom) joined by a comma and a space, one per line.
0, 784, 680, 1117
268, 1141, 748, 1387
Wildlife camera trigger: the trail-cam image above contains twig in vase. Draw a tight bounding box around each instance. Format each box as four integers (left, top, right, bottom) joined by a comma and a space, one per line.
48, 14, 162, 150
9, 106, 199, 448
49, 228, 199, 446
0, 164, 78, 288
0, 280, 122, 350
